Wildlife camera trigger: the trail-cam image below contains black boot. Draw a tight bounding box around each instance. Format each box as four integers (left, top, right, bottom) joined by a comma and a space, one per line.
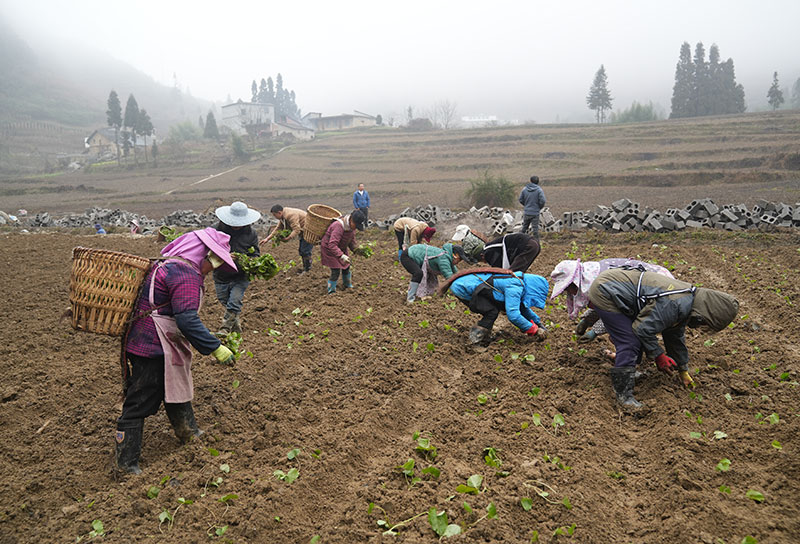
610, 367, 645, 411
302, 256, 312, 273
115, 420, 143, 475
468, 325, 490, 345
165, 402, 203, 444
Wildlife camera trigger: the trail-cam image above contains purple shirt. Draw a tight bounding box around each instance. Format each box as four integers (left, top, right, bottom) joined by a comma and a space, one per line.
126, 261, 219, 358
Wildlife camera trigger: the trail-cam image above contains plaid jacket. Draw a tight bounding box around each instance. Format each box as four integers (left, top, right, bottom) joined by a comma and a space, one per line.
126, 260, 219, 358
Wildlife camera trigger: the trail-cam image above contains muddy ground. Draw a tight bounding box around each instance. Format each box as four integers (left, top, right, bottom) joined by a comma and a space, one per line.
0, 228, 798, 543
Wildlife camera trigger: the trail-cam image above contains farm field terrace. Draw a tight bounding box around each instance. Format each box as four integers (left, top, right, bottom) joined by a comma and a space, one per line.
0, 228, 798, 542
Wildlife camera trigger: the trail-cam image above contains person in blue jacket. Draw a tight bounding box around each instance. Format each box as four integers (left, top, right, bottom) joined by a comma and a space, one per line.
448, 271, 549, 344
352, 183, 370, 221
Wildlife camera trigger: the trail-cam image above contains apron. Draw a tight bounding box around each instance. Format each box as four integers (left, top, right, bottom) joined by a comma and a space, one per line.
483, 235, 511, 269
417, 249, 445, 298
403, 225, 412, 249
149, 260, 201, 403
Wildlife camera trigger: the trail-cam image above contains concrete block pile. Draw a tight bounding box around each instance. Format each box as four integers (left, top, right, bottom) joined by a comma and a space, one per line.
376, 205, 522, 236
541, 198, 800, 233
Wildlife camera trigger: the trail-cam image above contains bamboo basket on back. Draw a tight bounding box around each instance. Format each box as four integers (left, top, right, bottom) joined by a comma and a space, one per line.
303, 204, 341, 244
69, 247, 151, 336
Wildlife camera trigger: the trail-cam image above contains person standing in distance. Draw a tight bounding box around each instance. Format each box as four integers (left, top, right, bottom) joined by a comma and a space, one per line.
353, 183, 370, 222
519, 175, 546, 240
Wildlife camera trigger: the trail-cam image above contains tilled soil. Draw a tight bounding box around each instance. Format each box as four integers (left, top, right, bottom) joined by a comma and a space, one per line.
0, 229, 798, 543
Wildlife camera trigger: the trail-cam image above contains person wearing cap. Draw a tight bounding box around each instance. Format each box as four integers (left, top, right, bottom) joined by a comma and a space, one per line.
393, 217, 435, 257
451, 225, 487, 264
352, 183, 370, 221
116, 228, 239, 475
321, 210, 366, 294
518, 175, 546, 240
550, 259, 674, 344
94, 223, 107, 234
446, 270, 549, 345
401, 243, 465, 303
130, 219, 141, 235
260, 205, 313, 274
481, 232, 540, 272
588, 268, 739, 412
213, 201, 262, 334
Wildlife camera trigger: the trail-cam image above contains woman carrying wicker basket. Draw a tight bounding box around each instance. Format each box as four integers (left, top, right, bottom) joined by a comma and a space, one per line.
320, 210, 366, 294
116, 228, 238, 475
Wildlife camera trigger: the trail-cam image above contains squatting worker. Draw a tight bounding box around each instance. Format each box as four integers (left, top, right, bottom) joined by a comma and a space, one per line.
451, 225, 487, 264
518, 175, 546, 240
447, 270, 549, 345
116, 228, 238, 475
261, 205, 313, 274
481, 232, 540, 272
213, 201, 261, 335
321, 209, 366, 294
588, 269, 738, 412
401, 242, 465, 303
393, 217, 435, 258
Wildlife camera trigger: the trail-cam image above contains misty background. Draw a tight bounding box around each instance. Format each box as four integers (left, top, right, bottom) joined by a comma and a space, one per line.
2, 0, 799, 128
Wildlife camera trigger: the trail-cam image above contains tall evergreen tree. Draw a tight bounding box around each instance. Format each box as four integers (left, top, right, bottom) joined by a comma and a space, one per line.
586, 65, 613, 123
670, 42, 694, 118
707, 45, 725, 115
258, 78, 267, 103
267, 77, 274, 102
767, 72, 785, 110
123, 94, 140, 164
106, 90, 122, 164
204, 111, 220, 139
275, 73, 284, 117
136, 109, 154, 163
692, 43, 711, 116
251, 80, 258, 102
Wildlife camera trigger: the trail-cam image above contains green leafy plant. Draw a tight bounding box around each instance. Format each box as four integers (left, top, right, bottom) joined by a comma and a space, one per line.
232, 252, 280, 281
483, 447, 502, 468
745, 489, 765, 503
413, 431, 438, 460
368, 502, 427, 536
456, 474, 483, 494
271, 229, 291, 247
274, 468, 299, 484
218, 331, 246, 361
553, 523, 577, 538
428, 507, 462, 539
715, 458, 731, 472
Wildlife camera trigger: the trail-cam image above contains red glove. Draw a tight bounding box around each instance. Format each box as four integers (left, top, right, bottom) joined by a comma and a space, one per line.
655, 353, 677, 373
526, 322, 539, 336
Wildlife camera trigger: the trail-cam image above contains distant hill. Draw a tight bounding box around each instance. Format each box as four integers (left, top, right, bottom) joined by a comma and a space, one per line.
0, 16, 212, 134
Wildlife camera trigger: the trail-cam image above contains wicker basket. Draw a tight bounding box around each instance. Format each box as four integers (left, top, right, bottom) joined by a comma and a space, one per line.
69, 247, 151, 336
303, 204, 341, 244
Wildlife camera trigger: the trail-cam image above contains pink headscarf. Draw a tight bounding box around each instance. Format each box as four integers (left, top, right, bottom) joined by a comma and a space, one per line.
161, 227, 237, 271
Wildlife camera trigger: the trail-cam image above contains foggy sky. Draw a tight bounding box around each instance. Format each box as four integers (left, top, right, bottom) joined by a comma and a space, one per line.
4, 0, 800, 123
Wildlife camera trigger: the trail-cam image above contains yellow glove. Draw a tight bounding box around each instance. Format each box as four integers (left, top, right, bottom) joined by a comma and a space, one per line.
212, 344, 234, 365
679, 370, 695, 388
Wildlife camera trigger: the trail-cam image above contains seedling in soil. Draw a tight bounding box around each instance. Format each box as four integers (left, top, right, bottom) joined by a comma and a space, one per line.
368, 502, 427, 536
456, 474, 483, 495
772, 440, 782, 449
553, 523, 577, 538
274, 468, 299, 484
552, 413, 566, 433
428, 507, 461, 539
746, 490, 765, 503
521, 497, 533, 511
287, 448, 301, 460
483, 447, 502, 468
147, 486, 160, 499
715, 458, 731, 472
607, 471, 625, 480
543, 452, 571, 471
413, 431, 438, 460
719, 485, 731, 494
397, 459, 422, 488
528, 387, 541, 397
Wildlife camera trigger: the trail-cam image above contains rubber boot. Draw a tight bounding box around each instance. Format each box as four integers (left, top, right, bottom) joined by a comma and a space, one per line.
406, 282, 420, 304
468, 325, 490, 345
610, 367, 644, 411
327, 280, 337, 294
230, 312, 242, 334
342, 269, 353, 289
217, 311, 233, 335
165, 402, 203, 444
115, 420, 143, 475
302, 256, 312, 273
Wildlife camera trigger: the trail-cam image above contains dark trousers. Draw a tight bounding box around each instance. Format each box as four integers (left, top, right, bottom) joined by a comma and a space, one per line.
395, 229, 405, 251
508, 239, 541, 272
594, 309, 643, 368
400, 250, 423, 283
522, 214, 541, 240
358, 207, 369, 222
459, 286, 504, 330
118, 353, 166, 425
298, 233, 312, 258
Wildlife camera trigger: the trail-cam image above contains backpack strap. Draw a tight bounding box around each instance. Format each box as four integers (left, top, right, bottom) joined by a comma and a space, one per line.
635, 271, 696, 313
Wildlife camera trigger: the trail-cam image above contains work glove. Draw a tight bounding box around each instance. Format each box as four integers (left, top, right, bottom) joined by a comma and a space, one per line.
655, 353, 677, 374
212, 345, 235, 365
526, 322, 539, 336
575, 318, 590, 336
679, 370, 695, 388
340, 254, 351, 264
578, 330, 597, 344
